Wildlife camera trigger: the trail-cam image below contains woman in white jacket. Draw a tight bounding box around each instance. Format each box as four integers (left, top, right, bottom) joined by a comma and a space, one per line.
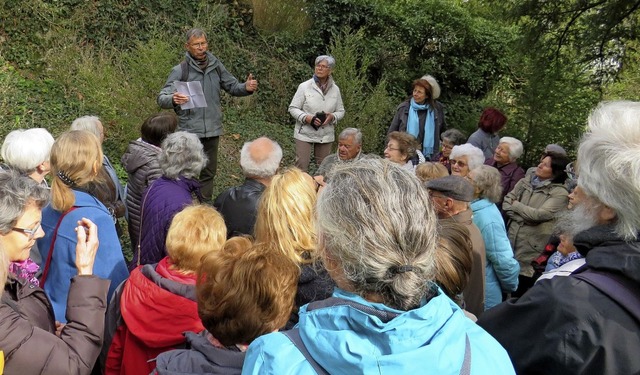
289, 55, 345, 172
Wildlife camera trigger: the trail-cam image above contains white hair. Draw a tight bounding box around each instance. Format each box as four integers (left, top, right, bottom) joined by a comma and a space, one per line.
316, 159, 438, 311
240, 138, 282, 179
499, 136, 524, 161
450, 144, 485, 171
1, 128, 54, 173
315, 55, 336, 69
339, 128, 363, 145
70, 115, 102, 140
578, 101, 640, 240
160, 132, 207, 179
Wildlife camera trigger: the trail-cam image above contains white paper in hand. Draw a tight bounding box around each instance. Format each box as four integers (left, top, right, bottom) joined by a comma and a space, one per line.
175, 81, 207, 110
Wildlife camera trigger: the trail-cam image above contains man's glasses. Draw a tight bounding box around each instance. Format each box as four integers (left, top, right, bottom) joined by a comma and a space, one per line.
190, 42, 208, 49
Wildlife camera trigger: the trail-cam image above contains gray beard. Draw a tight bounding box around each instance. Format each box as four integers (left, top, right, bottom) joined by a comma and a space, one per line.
560, 200, 602, 238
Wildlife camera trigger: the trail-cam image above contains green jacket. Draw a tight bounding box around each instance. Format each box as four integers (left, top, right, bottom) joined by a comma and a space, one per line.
157, 52, 251, 138
503, 168, 568, 277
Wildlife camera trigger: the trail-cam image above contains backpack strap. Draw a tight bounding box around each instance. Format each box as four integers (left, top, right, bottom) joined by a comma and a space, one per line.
40, 206, 78, 288
180, 59, 189, 82
282, 329, 329, 375
572, 266, 640, 323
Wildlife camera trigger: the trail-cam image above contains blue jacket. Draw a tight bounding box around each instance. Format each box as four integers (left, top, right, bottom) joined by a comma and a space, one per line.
242, 289, 515, 375
37, 190, 129, 322
471, 199, 520, 309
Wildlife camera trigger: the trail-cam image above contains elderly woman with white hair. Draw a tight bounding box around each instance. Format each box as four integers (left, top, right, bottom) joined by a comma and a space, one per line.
131, 131, 207, 270
467, 165, 520, 310
388, 75, 447, 161
242, 159, 515, 374
449, 143, 485, 177
485, 136, 525, 205
1, 128, 55, 186
289, 55, 346, 172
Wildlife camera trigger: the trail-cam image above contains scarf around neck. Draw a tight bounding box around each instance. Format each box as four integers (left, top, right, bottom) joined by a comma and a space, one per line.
406, 98, 436, 157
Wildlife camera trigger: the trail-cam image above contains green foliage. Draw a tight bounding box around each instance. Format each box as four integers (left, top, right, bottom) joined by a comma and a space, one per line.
329, 29, 394, 155
250, 0, 311, 37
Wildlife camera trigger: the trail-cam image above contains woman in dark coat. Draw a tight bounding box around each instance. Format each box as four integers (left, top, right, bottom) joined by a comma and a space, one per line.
388, 75, 446, 161
0, 171, 109, 375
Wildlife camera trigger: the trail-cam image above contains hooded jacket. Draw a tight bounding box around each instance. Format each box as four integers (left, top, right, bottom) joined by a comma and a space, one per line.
121, 139, 163, 249
38, 189, 129, 322
478, 225, 640, 374
502, 168, 568, 277
153, 331, 245, 375
471, 198, 519, 309
157, 52, 252, 138
105, 260, 204, 375
131, 176, 202, 270
242, 288, 515, 375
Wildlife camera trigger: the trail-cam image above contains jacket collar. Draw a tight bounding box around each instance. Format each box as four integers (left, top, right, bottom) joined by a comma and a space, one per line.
575, 224, 640, 283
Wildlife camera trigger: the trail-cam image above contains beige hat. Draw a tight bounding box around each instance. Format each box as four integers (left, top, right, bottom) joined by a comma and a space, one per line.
421, 75, 441, 100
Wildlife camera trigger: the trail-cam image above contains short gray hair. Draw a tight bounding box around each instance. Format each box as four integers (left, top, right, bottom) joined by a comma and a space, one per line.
70, 115, 102, 140
1, 128, 54, 173
315, 55, 335, 69
160, 132, 207, 179
440, 128, 466, 145
469, 165, 503, 203
0, 170, 49, 235
240, 137, 282, 179
338, 128, 362, 145
499, 136, 524, 161
578, 101, 640, 240
316, 159, 438, 311
450, 144, 485, 171
186, 28, 207, 42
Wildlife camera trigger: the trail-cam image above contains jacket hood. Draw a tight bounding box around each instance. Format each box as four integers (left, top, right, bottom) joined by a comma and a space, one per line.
298, 289, 492, 374
154, 331, 244, 375
575, 224, 640, 283
121, 140, 161, 173
471, 198, 494, 211
120, 264, 203, 348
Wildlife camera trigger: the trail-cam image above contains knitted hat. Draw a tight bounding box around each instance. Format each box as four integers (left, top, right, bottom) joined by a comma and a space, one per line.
427, 175, 474, 202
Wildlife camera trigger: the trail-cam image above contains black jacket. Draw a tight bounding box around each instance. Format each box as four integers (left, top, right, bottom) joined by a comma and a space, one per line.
214, 178, 265, 238
478, 225, 640, 374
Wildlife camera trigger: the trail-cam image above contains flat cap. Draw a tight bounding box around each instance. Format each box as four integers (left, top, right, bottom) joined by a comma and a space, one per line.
427, 175, 474, 202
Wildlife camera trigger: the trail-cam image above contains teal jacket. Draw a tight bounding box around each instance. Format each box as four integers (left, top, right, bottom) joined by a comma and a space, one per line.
242, 289, 515, 375
471, 198, 520, 309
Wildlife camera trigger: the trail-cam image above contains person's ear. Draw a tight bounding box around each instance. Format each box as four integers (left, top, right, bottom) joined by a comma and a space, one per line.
598, 205, 617, 223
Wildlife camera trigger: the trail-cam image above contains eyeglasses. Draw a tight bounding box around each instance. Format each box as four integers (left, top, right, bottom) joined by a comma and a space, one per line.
190, 42, 208, 49
441, 143, 454, 150
565, 162, 578, 181
12, 223, 41, 240
385, 145, 401, 151
450, 159, 467, 168
315, 64, 330, 70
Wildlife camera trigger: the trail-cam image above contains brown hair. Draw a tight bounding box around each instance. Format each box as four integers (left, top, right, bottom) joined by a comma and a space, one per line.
411, 78, 435, 108
50, 130, 104, 211
434, 221, 472, 305
197, 241, 299, 346
416, 162, 449, 184
165, 204, 227, 273
387, 131, 419, 162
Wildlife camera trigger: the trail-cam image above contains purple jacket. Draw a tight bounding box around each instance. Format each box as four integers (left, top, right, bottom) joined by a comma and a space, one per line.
485, 157, 525, 204
129, 176, 202, 271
